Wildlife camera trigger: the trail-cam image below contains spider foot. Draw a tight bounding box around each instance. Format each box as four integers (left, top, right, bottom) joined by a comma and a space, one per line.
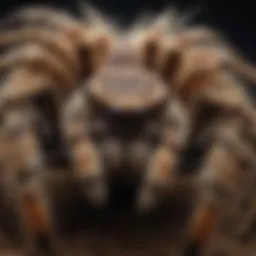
19, 188, 59, 256
73, 140, 109, 208
183, 205, 217, 256
136, 146, 177, 213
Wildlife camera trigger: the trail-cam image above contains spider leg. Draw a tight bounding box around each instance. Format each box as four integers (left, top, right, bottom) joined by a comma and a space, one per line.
62, 90, 108, 208
182, 125, 245, 256
136, 98, 190, 213
182, 140, 223, 256
183, 201, 218, 256
136, 146, 180, 213
3, 105, 58, 256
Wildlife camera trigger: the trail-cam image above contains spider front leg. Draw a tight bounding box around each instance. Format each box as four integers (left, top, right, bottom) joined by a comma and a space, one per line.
62, 90, 108, 207
182, 132, 243, 256
136, 98, 190, 213
183, 197, 218, 256
3, 105, 58, 256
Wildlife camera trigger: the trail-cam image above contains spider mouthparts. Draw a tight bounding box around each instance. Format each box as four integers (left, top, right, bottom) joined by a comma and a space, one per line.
83, 181, 109, 208
135, 187, 159, 214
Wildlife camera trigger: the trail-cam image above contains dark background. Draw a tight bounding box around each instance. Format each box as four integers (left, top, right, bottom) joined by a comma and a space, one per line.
0, 0, 255, 61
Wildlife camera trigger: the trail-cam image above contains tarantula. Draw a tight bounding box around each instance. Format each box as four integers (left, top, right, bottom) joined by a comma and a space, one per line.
0, 4, 256, 256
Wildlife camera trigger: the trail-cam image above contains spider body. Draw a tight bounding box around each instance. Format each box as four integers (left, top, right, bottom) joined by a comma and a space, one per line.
62, 40, 189, 212
0, 5, 256, 256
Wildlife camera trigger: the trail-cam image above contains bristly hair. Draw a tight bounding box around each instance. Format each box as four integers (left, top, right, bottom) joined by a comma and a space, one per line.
78, 2, 120, 42
76, 3, 201, 46
126, 6, 201, 45
0, 4, 80, 31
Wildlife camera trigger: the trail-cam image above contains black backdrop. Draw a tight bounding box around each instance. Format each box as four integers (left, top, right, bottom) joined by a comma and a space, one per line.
0, 0, 255, 59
